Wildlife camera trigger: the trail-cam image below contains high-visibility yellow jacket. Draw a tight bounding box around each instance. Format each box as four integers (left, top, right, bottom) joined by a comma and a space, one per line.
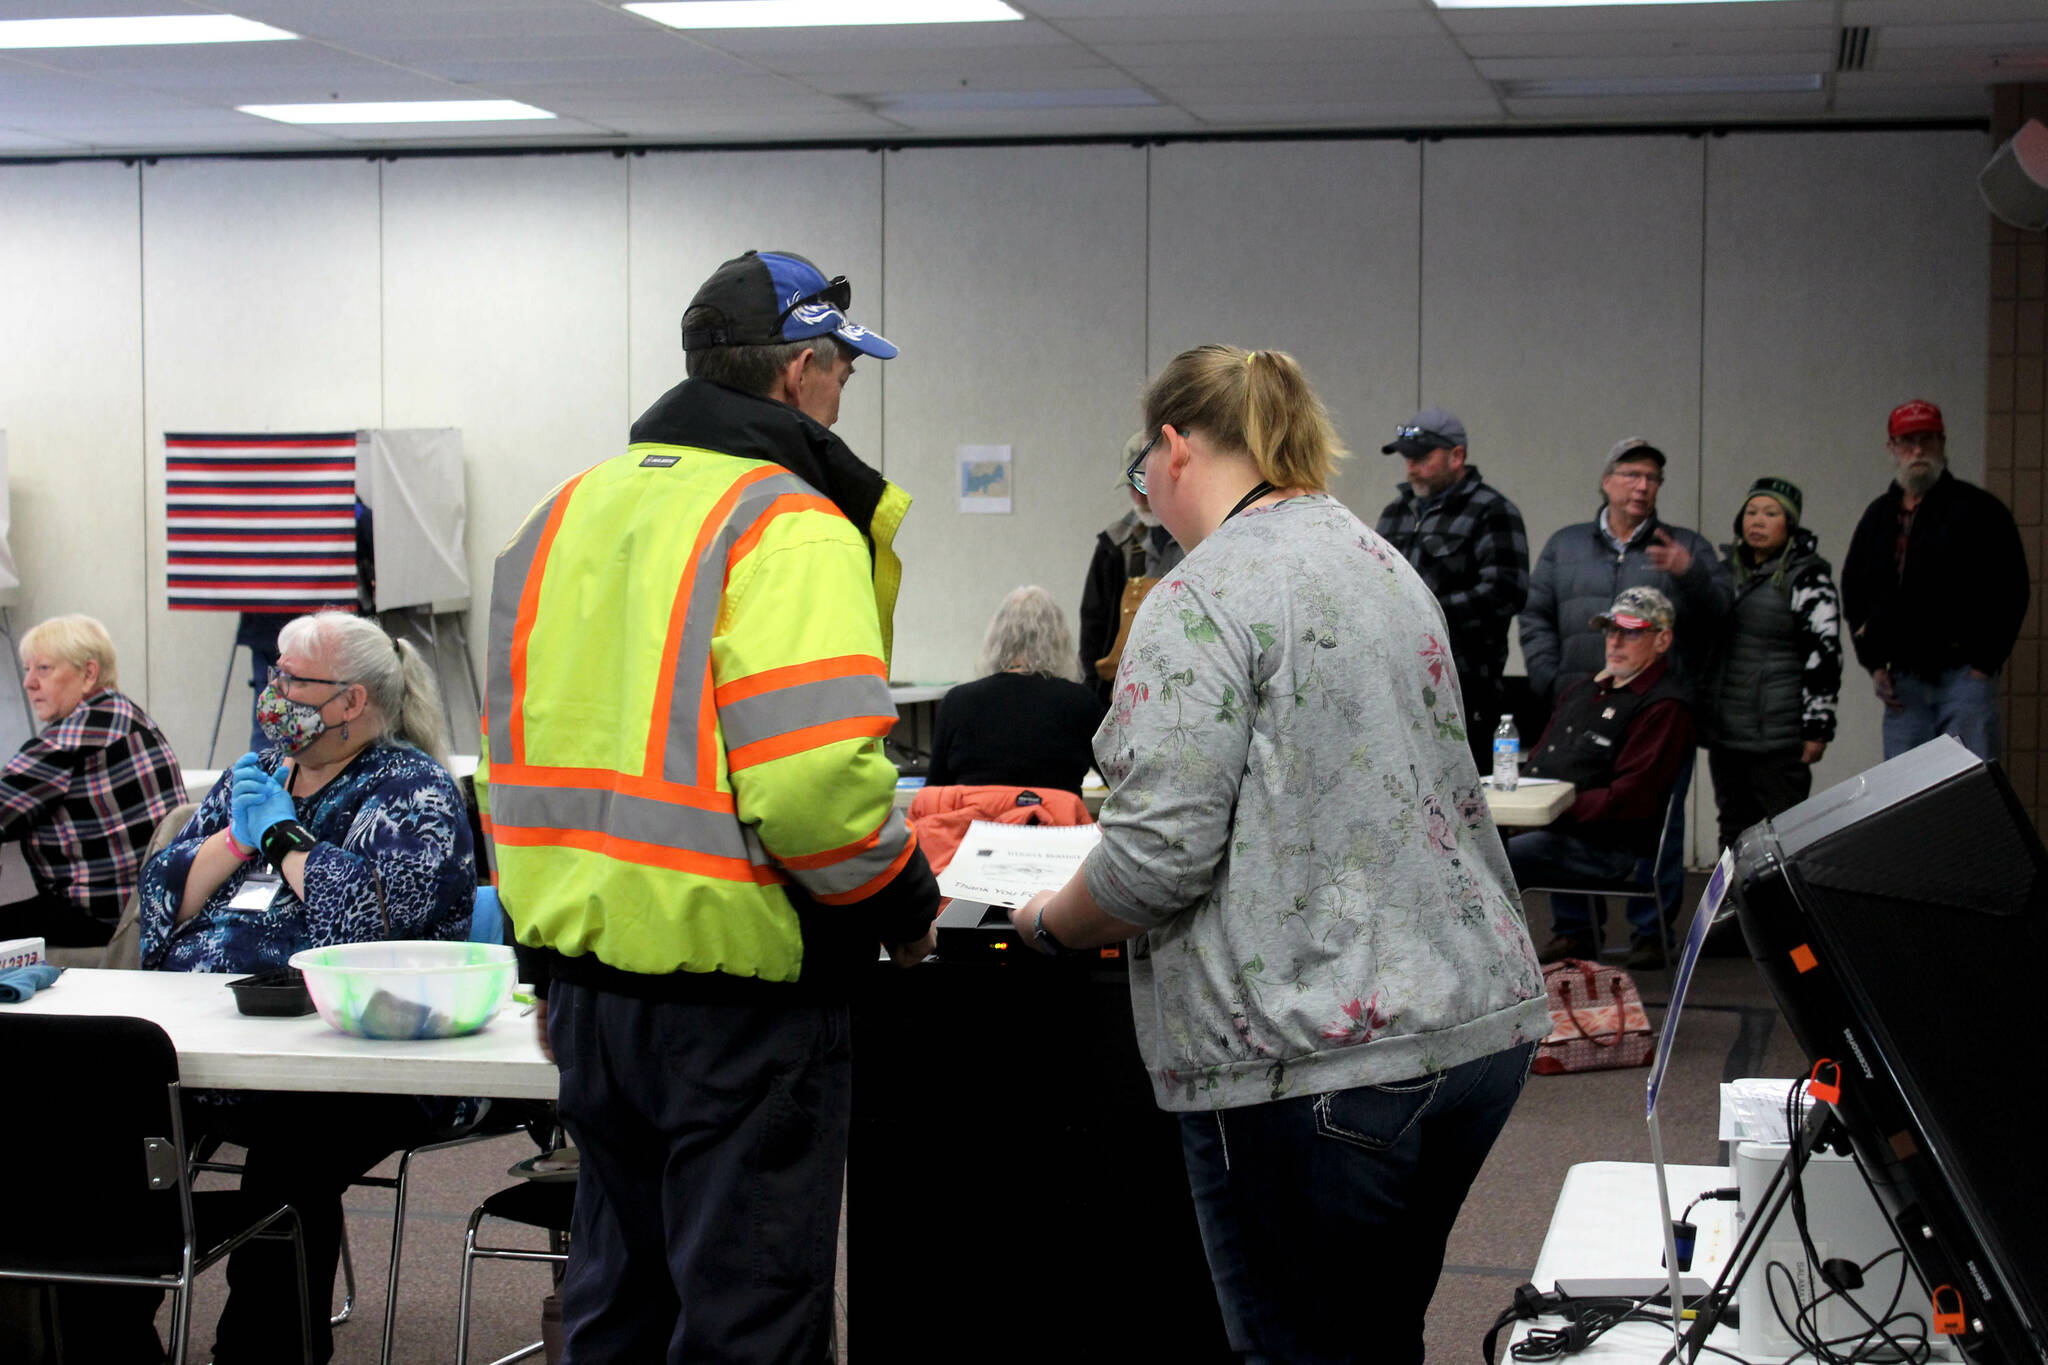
476, 378, 938, 993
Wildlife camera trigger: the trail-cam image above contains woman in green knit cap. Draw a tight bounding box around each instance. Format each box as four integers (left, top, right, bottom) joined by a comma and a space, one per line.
1701, 477, 1843, 849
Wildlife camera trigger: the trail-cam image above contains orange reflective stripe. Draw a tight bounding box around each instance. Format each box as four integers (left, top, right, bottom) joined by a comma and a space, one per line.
645, 464, 786, 780
777, 820, 890, 872
724, 493, 842, 574
809, 828, 920, 906
507, 472, 586, 766
485, 761, 736, 813
490, 822, 785, 885
713, 654, 888, 708
726, 715, 895, 773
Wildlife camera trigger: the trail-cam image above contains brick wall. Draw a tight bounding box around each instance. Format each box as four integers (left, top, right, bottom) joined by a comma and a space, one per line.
1990, 86, 2048, 833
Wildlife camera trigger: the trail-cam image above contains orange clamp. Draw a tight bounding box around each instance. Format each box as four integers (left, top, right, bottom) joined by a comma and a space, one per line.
1806, 1059, 1842, 1107
1932, 1285, 1966, 1336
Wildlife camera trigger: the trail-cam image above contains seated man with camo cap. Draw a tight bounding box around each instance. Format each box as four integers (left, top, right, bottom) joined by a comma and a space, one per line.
1505, 586, 1695, 970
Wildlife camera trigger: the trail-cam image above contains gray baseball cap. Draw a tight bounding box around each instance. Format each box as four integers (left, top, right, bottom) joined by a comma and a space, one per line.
1382, 407, 1467, 458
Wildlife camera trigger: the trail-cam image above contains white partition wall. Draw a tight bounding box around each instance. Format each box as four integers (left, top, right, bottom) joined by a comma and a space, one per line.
881, 144, 1149, 684
1700, 128, 1990, 810
1148, 139, 1423, 521
380, 154, 632, 725
0, 162, 147, 704
0, 126, 2001, 842
628, 149, 886, 468
140, 158, 384, 766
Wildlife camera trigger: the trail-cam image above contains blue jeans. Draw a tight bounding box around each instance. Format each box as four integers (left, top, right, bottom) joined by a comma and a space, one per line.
1178, 1043, 1536, 1365
1883, 666, 2001, 762
1506, 827, 1659, 943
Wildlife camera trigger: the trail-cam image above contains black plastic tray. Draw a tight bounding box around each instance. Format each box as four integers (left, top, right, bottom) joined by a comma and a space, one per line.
227, 966, 315, 1017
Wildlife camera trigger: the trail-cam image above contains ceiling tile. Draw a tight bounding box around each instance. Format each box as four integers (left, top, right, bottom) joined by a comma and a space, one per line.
1179, 98, 1503, 126
1501, 90, 1827, 120
1052, 11, 1445, 44
1458, 28, 1831, 61
1476, 54, 1829, 81
1437, 1, 1833, 37
1878, 22, 2048, 52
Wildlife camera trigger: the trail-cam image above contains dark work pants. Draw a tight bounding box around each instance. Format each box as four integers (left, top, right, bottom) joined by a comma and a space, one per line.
547, 983, 850, 1365
1178, 1043, 1536, 1365
1706, 745, 1812, 851
203, 1091, 443, 1364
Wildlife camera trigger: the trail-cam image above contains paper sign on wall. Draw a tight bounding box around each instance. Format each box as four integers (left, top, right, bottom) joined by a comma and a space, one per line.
957, 444, 1012, 515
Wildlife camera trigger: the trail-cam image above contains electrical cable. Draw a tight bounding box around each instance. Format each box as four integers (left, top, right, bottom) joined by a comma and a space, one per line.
1769, 1080, 1932, 1364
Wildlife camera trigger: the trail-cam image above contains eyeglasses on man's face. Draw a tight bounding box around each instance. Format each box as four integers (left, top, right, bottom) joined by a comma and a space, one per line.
1889, 432, 1944, 452
1608, 468, 1663, 486
1126, 430, 1163, 496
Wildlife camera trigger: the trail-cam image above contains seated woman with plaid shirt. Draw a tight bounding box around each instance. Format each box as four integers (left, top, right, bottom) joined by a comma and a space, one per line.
0, 614, 182, 947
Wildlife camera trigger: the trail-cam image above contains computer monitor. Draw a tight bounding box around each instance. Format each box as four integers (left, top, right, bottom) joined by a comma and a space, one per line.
1729, 736, 2048, 1365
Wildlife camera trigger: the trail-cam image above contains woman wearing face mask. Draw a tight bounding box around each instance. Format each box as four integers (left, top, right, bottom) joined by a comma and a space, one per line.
120, 610, 476, 1365
1701, 477, 1842, 851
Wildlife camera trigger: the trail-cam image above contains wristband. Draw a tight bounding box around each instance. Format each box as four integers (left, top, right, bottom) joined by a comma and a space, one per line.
221, 829, 259, 863
1031, 905, 1074, 957
258, 819, 319, 872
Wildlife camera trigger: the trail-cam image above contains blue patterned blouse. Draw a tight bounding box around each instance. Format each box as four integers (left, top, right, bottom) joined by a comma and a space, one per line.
141, 742, 475, 973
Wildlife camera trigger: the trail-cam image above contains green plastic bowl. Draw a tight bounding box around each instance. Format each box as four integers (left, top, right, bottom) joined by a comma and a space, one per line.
288, 941, 517, 1040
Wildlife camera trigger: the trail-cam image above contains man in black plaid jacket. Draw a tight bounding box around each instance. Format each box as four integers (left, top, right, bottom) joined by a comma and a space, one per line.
1375, 407, 1530, 771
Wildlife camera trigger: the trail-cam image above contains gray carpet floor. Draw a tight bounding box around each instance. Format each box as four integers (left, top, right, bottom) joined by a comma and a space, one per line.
151, 877, 1802, 1364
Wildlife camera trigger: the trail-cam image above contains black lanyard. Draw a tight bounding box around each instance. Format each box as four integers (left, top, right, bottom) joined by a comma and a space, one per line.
1226, 481, 1278, 523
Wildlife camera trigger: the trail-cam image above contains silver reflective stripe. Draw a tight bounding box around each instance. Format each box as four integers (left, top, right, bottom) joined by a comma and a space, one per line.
486, 495, 559, 766
487, 783, 751, 861
660, 470, 814, 785
789, 808, 914, 898
720, 674, 894, 753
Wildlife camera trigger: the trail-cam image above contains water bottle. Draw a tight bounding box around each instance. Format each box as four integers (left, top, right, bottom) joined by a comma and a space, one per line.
1491, 714, 1519, 791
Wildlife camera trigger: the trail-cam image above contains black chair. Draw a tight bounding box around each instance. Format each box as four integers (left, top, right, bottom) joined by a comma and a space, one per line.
0, 1014, 313, 1365
1514, 788, 1685, 994
453, 1179, 573, 1365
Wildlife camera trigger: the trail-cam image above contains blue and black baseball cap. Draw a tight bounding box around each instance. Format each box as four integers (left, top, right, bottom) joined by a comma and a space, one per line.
680, 249, 897, 360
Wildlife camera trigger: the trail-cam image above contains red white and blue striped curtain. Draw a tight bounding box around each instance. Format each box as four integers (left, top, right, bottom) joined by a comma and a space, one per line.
165, 431, 359, 613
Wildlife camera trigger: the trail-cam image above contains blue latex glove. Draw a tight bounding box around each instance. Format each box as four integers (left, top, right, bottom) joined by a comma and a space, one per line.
230, 760, 297, 851
469, 886, 505, 944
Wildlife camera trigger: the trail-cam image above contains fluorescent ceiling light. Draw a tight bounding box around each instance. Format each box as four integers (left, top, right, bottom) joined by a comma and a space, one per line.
1435, 0, 1796, 7
239, 100, 557, 125
626, 0, 1021, 29
1500, 73, 1822, 97
0, 15, 295, 48
871, 88, 1158, 112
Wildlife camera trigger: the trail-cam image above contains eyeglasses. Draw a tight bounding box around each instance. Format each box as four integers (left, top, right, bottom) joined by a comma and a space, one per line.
268, 665, 350, 692
1603, 625, 1656, 640
1126, 430, 1163, 495
1889, 431, 1944, 451
1608, 469, 1663, 486
1395, 425, 1447, 443
776, 275, 852, 327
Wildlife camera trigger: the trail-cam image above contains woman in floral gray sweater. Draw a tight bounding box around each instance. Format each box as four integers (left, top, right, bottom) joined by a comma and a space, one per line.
1015, 346, 1547, 1365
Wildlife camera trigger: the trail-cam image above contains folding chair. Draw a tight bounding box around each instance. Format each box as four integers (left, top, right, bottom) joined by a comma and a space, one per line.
1515, 789, 1684, 995
453, 1179, 574, 1365
0, 1014, 314, 1365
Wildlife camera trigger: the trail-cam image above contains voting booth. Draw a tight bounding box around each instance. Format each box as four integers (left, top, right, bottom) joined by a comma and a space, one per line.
168, 428, 476, 762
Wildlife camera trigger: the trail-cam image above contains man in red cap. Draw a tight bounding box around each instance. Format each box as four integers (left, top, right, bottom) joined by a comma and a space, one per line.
1841, 399, 2029, 761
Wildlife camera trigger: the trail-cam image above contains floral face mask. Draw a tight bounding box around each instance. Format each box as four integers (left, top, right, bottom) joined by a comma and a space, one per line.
256, 680, 343, 754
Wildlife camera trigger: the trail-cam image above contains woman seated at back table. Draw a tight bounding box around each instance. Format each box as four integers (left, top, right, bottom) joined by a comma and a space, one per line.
116, 609, 477, 1365
0, 614, 182, 948
926, 585, 1108, 795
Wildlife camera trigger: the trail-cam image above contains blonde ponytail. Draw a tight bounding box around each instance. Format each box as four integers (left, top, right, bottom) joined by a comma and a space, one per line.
1143, 345, 1345, 493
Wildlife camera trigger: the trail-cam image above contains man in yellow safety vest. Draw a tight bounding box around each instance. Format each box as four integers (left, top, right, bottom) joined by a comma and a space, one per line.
478, 249, 938, 1362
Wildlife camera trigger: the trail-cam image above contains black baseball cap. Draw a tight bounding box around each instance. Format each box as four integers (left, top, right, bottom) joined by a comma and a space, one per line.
680, 250, 897, 359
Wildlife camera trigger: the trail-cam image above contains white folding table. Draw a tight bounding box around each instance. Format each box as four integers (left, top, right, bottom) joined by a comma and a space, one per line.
7, 966, 555, 1099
